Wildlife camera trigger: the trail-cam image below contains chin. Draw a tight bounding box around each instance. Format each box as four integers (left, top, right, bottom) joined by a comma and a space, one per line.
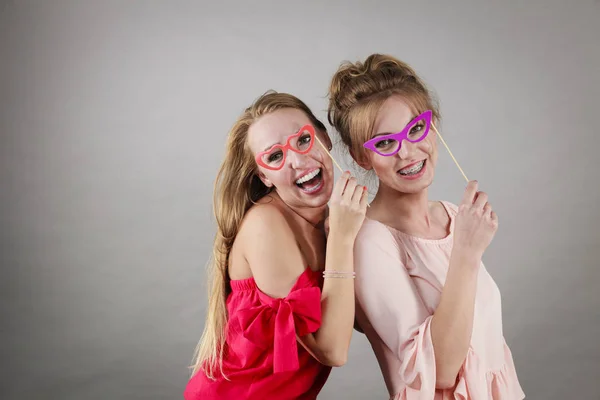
302, 180, 333, 208
397, 181, 431, 194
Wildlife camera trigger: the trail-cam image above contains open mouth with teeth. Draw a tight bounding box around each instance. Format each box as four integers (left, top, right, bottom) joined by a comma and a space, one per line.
295, 168, 323, 193
398, 160, 426, 177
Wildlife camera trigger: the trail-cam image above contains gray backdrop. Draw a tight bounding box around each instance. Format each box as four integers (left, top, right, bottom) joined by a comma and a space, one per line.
1, 1, 599, 399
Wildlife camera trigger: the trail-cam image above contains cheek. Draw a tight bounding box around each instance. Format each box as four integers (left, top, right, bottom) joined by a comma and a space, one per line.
311, 149, 332, 171
371, 155, 397, 176
420, 137, 436, 155
312, 148, 326, 162
263, 169, 290, 186
419, 139, 438, 167
320, 155, 333, 173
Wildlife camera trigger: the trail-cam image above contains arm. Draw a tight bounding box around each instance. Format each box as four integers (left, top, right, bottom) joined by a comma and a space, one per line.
240, 204, 353, 367
297, 231, 355, 366
354, 223, 478, 392
433, 188, 496, 388
430, 250, 479, 388
299, 173, 368, 366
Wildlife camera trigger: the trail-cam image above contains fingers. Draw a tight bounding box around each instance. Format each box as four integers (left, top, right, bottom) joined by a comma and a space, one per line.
359, 186, 369, 209
332, 171, 351, 200
333, 171, 368, 210
484, 203, 498, 229
473, 191, 488, 209
351, 184, 365, 204
483, 202, 492, 218
342, 176, 358, 203
351, 184, 369, 211
461, 180, 478, 206
491, 211, 498, 224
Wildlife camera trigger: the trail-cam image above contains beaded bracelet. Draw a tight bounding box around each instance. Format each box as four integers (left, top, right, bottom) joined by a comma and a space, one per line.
322, 270, 356, 279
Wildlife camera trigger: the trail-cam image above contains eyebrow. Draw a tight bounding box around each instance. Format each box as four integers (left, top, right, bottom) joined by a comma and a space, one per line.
262, 143, 279, 152
261, 126, 303, 152
373, 115, 417, 137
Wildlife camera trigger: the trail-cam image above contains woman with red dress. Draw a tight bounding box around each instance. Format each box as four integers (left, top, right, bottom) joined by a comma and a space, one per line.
183, 91, 368, 399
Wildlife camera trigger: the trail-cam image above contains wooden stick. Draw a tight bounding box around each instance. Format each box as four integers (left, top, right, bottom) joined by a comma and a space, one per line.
315, 136, 370, 207
315, 136, 344, 173
430, 123, 469, 183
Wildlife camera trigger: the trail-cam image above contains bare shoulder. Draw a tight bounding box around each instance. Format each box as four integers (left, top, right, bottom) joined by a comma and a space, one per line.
237, 202, 305, 298
238, 202, 294, 242
229, 202, 290, 279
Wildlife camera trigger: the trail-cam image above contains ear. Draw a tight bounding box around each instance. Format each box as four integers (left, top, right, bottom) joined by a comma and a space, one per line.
350, 148, 373, 171
257, 170, 273, 187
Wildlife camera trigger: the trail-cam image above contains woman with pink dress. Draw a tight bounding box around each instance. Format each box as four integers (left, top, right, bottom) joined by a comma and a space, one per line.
326, 53, 525, 399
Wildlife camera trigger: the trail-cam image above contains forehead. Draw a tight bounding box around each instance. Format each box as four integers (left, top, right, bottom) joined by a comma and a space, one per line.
248, 108, 312, 152
373, 96, 417, 135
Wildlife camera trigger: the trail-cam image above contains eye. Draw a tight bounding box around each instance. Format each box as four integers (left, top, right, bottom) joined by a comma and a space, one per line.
300, 133, 311, 144
296, 133, 312, 149
375, 139, 394, 149
267, 151, 283, 163
409, 123, 424, 136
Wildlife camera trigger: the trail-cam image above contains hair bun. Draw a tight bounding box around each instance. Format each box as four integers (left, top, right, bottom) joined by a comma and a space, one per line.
326, 53, 440, 156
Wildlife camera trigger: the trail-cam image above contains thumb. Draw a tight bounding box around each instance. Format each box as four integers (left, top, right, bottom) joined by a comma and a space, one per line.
324, 216, 330, 238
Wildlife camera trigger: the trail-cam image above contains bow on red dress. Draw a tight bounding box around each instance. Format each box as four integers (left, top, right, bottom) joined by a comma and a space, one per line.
235, 287, 322, 373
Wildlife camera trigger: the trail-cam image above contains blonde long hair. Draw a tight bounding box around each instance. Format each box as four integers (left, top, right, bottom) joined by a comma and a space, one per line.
190, 90, 327, 379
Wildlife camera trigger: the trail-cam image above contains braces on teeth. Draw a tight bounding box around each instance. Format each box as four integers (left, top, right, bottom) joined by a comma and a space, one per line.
400, 161, 424, 175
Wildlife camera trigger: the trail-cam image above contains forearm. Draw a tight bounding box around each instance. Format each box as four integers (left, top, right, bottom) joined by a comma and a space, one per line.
312, 233, 356, 365
430, 250, 480, 388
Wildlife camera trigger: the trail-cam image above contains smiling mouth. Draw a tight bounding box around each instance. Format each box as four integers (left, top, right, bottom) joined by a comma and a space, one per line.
398, 160, 425, 176
295, 168, 323, 193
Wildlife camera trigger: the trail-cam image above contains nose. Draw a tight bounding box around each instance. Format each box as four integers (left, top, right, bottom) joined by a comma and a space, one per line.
287, 150, 310, 169
397, 139, 418, 160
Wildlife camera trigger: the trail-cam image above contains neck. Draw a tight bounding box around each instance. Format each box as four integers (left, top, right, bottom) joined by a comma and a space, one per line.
272, 192, 328, 229
293, 204, 328, 228
370, 182, 432, 231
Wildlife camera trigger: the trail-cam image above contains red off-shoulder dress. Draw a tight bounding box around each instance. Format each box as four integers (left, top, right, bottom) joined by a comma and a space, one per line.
184, 268, 331, 400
